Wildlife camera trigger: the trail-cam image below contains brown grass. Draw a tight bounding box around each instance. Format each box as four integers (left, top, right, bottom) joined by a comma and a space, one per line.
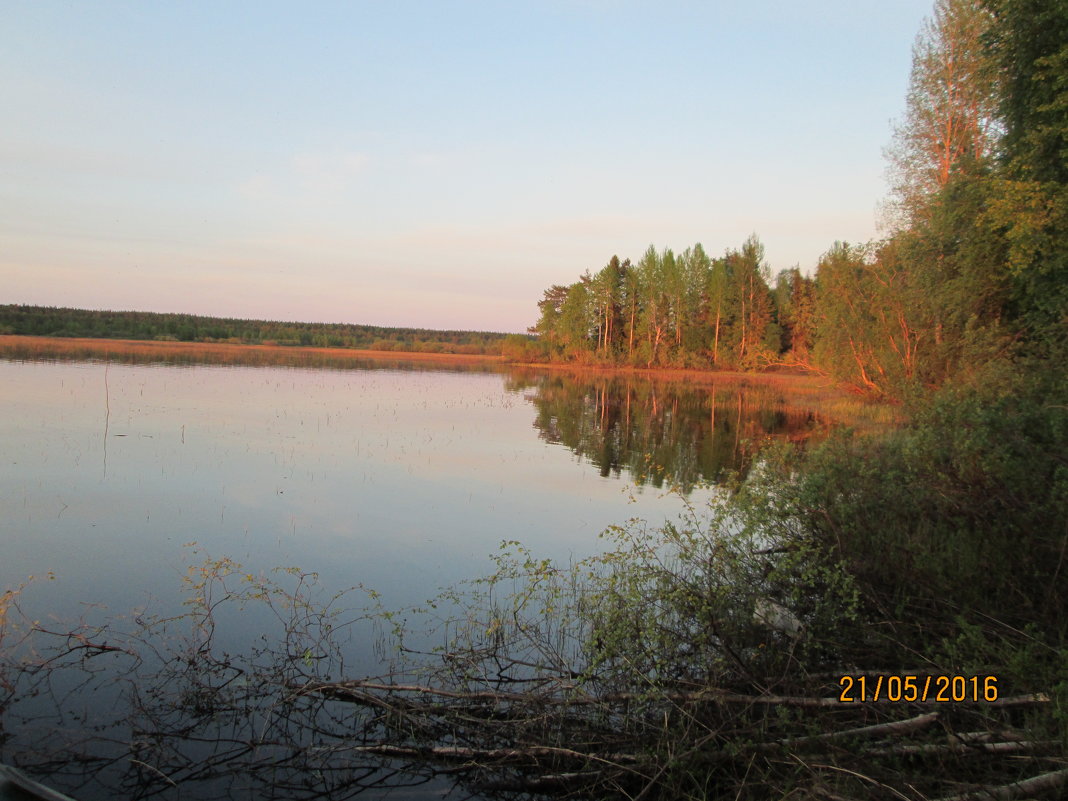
0, 335, 504, 368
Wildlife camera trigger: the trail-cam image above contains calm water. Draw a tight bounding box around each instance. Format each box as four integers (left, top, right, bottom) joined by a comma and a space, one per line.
0, 357, 828, 798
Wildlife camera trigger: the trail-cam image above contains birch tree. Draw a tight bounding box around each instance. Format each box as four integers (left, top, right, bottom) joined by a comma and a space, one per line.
886, 0, 999, 225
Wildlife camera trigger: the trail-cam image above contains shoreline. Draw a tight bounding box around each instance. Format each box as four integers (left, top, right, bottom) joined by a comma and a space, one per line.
0, 335, 889, 418
0, 334, 822, 382
0, 334, 505, 366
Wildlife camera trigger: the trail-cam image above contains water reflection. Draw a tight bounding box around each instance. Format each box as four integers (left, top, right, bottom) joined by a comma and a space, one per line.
2, 339, 835, 497
0, 355, 839, 801
508, 371, 824, 493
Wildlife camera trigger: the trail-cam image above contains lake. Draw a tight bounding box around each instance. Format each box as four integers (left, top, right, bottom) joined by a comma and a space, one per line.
0, 353, 845, 798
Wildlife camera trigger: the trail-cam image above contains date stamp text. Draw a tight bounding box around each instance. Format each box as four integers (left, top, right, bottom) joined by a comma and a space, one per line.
838, 674, 998, 703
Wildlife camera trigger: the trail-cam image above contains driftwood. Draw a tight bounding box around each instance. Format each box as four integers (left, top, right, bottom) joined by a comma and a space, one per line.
296, 678, 1051, 710
0, 764, 81, 801
4, 556, 1061, 801
344, 713, 946, 766
761, 711, 941, 750
863, 739, 1058, 757
287, 673, 1064, 800
929, 767, 1068, 801
345, 744, 643, 767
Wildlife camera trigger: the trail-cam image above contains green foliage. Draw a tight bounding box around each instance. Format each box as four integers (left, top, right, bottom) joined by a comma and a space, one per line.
811, 242, 908, 395
774, 267, 817, 359
0, 304, 509, 355
937, 619, 1068, 746
886, 0, 998, 225
786, 374, 1068, 665
8, 4, 1068, 795
499, 333, 543, 362
985, 0, 1068, 184
572, 487, 861, 691
527, 236, 780, 371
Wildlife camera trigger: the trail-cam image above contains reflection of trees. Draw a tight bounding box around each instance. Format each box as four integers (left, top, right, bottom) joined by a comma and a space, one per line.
507, 371, 823, 492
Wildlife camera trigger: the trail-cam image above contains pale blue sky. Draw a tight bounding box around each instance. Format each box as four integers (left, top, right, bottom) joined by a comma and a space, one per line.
2, 1, 932, 332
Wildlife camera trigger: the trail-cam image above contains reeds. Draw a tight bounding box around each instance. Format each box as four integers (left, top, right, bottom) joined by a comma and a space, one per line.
0, 335, 503, 371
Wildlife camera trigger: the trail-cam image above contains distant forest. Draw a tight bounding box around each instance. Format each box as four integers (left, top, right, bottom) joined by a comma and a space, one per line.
0, 305, 508, 356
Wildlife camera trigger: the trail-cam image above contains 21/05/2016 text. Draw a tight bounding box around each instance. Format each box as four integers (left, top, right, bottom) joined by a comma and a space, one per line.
838, 675, 999, 703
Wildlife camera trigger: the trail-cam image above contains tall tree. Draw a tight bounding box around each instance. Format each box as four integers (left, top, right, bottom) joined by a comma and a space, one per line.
558, 279, 595, 357
775, 267, 817, 361
983, 0, 1068, 339
531, 285, 571, 353
592, 256, 626, 356
705, 258, 729, 366
676, 244, 712, 355
886, 0, 999, 225
636, 246, 671, 366
813, 241, 930, 396
618, 259, 640, 362
985, 0, 1068, 184
813, 243, 883, 393
727, 235, 775, 367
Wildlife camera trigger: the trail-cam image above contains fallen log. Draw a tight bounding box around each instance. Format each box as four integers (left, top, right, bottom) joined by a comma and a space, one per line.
344, 743, 643, 767
295, 678, 1050, 709
929, 766, 1068, 801
863, 739, 1057, 758
759, 711, 940, 751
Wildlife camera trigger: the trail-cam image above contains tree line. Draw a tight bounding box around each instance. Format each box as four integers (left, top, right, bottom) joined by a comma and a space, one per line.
0, 305, 508, 356
522, 0, 1067, 403
519, 236, 813, 374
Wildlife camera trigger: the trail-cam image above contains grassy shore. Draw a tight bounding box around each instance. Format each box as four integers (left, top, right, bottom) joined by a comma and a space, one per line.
0, 334, 505, 367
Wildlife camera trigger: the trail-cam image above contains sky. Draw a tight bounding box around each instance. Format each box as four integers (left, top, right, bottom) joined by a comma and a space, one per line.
2, 1, 935, 333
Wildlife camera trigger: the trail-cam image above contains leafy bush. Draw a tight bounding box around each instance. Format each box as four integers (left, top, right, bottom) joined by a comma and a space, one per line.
790, 379, 1068, 643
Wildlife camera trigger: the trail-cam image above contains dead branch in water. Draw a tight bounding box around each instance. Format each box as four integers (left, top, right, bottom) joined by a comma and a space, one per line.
3, 547, 1063, 801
